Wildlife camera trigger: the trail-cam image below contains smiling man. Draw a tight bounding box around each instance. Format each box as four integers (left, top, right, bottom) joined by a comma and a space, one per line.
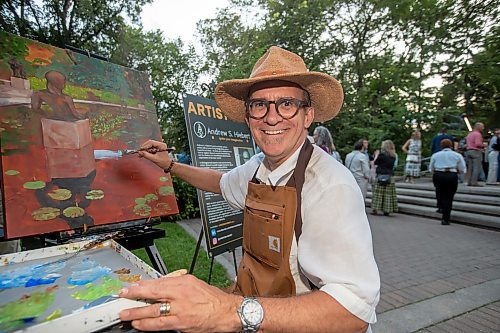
120, 46, 380, 333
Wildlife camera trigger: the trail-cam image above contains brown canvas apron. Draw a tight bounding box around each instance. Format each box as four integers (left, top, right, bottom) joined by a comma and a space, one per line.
234, 139, 313, 297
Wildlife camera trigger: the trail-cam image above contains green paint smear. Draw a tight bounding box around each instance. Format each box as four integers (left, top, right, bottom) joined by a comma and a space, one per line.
5, 170, 19, 175
44, 309, 62, 322
71, 276, 123, 301
0, 288, 56, 330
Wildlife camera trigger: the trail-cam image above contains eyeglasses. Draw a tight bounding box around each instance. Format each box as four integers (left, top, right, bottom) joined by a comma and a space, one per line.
245, 98, 310, 120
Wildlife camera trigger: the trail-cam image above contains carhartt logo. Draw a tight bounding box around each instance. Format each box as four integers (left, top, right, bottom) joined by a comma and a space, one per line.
268, 236, 280, 253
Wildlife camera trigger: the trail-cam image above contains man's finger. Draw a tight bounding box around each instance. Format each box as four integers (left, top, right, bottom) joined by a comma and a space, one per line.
119, 277, 179, 300
164, 269, 188, 278
120, 302, 172, 321
130, 316, 181, 332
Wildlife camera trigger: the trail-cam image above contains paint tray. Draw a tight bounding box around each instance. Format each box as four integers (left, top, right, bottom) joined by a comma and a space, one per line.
0, 239, 162, 333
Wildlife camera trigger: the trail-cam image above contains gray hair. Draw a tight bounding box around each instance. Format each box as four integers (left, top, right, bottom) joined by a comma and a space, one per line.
313, 126, 333, 151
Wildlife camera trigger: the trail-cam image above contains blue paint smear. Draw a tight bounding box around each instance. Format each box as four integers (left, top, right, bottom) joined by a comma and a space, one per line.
25, 273, 62, 287
67, 258, 111, 285
0, 261, 65, 289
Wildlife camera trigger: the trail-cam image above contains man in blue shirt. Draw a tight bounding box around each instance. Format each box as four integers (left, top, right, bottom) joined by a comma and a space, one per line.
429, 139, 467, 225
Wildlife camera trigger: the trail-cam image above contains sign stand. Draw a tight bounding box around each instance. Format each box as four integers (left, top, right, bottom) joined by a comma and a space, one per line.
189, 228, 238, 283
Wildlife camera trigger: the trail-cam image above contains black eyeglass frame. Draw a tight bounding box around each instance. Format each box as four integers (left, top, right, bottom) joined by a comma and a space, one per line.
244, 98, 311, 120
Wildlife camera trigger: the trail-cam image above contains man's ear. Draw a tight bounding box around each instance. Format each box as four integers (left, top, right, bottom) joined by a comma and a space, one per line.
304, 107, 315, 128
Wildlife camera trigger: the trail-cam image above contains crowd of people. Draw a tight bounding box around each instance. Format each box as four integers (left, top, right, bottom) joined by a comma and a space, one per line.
308, 122, 499, 226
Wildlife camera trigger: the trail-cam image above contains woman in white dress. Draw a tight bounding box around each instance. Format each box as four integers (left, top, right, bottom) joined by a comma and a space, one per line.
402, 130, 422, 183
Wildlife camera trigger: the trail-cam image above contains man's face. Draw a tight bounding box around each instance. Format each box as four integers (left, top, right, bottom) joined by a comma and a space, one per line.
246, 86, 314, 169
363, 140, 369, 150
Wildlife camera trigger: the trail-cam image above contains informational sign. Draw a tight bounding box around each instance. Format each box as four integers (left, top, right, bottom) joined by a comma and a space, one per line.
183, 94, 255, 257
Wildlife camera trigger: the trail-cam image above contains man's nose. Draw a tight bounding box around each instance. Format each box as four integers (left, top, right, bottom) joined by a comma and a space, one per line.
264, 103, 282, 124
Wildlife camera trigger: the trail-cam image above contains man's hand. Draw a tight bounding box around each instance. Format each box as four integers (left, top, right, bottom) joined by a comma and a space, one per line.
119, 274, 242, 333
139, 139, 173, 170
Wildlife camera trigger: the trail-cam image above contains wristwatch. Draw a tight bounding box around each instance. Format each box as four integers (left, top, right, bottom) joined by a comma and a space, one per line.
237, 297, 264, 332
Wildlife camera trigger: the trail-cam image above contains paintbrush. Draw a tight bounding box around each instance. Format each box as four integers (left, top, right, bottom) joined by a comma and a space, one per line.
36, 231, 124, 268
124, 147, 176, 155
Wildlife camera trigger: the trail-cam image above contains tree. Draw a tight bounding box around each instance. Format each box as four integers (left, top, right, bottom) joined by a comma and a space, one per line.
0, 0, 151, 57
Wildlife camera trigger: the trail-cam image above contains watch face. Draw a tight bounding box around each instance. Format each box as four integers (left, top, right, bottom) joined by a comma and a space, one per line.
242, 299, 263, 325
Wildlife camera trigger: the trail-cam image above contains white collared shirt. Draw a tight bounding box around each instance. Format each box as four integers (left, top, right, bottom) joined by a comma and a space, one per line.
220, 144, 380, 323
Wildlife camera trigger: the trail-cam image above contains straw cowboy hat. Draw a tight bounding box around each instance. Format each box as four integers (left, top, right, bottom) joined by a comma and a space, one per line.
215, 46, 344, 123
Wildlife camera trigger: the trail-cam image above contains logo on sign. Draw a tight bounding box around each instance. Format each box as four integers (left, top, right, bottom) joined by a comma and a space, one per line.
193, 121, 207, 139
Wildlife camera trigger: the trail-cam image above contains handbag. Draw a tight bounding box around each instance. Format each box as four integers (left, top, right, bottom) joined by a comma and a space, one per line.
406, 154, 419, 162
376, 174, 391, 186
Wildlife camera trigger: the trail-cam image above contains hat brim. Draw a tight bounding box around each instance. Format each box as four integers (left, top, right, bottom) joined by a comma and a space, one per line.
215, 71, 343, 123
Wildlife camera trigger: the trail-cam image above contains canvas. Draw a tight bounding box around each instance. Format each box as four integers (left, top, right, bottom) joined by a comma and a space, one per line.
0, 32, 179, 238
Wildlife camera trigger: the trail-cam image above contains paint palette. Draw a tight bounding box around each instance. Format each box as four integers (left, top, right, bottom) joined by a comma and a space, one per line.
0, 239, 161, 333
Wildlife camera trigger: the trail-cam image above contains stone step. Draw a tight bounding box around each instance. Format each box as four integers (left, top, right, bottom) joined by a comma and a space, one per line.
394, 188, 500, 206
395, 181, 500, 197
394, 195, 500, 216
366, 199, 500, 229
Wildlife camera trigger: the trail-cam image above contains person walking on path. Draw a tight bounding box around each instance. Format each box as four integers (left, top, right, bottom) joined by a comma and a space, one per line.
402, 130, 422, 183
312, 125, 343, 163
429, 139, 467, 225
119, 46, 379, 333
346, 139, 370, 199
465, 122, 485, 186
371, 140, 398, 216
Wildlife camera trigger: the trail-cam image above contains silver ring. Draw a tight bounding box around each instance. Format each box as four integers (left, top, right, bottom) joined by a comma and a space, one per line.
159, 302, 170, 316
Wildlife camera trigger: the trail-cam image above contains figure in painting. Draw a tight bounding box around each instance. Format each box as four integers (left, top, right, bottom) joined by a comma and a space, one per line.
30, 70, 96, 228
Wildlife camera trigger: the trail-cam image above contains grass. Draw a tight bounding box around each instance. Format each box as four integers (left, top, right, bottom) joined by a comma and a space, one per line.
132, 222, 232, 288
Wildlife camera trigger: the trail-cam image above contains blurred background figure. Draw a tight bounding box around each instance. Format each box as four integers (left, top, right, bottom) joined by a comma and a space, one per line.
331, 143, 343, 164
486, 128, 500, 185
402, 130, 422, 183
431, 128, 457, 154
313, 125, 342, 163
371, 140, 398, 216
429, 139, 466, 225
345, 139, 370, 199
465, 122, 485, 186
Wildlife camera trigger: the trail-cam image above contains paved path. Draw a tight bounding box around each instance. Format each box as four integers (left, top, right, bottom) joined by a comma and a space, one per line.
177, 212, 500, 332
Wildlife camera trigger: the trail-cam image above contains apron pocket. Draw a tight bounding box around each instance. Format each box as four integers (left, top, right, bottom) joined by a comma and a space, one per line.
244, 207, 283, 269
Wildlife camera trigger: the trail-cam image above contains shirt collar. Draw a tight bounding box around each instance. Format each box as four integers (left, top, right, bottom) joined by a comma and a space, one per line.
256, 144, 303, 186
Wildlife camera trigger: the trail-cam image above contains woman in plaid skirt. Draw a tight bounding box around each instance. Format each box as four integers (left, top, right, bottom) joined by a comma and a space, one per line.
372, 140, 398, 216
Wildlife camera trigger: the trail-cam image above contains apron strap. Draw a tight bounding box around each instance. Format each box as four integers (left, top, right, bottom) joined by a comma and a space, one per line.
286, 139, 314, 241
286, 139, 318, 290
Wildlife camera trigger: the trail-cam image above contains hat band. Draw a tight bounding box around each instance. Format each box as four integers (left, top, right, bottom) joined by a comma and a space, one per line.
248, 80, 305, 97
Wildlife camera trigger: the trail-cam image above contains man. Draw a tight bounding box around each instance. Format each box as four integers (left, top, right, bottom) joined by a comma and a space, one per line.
346, 139, 371, 199
429, 139, 466, 225
119, 46, 379, 332
431, 128, 457, 154
465, 122, 485, 186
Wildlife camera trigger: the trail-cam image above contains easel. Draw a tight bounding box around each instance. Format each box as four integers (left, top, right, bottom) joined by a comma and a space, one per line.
41, 218, 169, 275
189, 228, 238, 283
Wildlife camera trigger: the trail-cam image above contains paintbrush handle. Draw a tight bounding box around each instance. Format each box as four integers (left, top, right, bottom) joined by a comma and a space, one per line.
139, 147, 176, 154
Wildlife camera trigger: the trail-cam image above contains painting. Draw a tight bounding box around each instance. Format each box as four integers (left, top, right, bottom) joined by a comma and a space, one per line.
0, 32, 179, 239
0, 239, 160, 332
